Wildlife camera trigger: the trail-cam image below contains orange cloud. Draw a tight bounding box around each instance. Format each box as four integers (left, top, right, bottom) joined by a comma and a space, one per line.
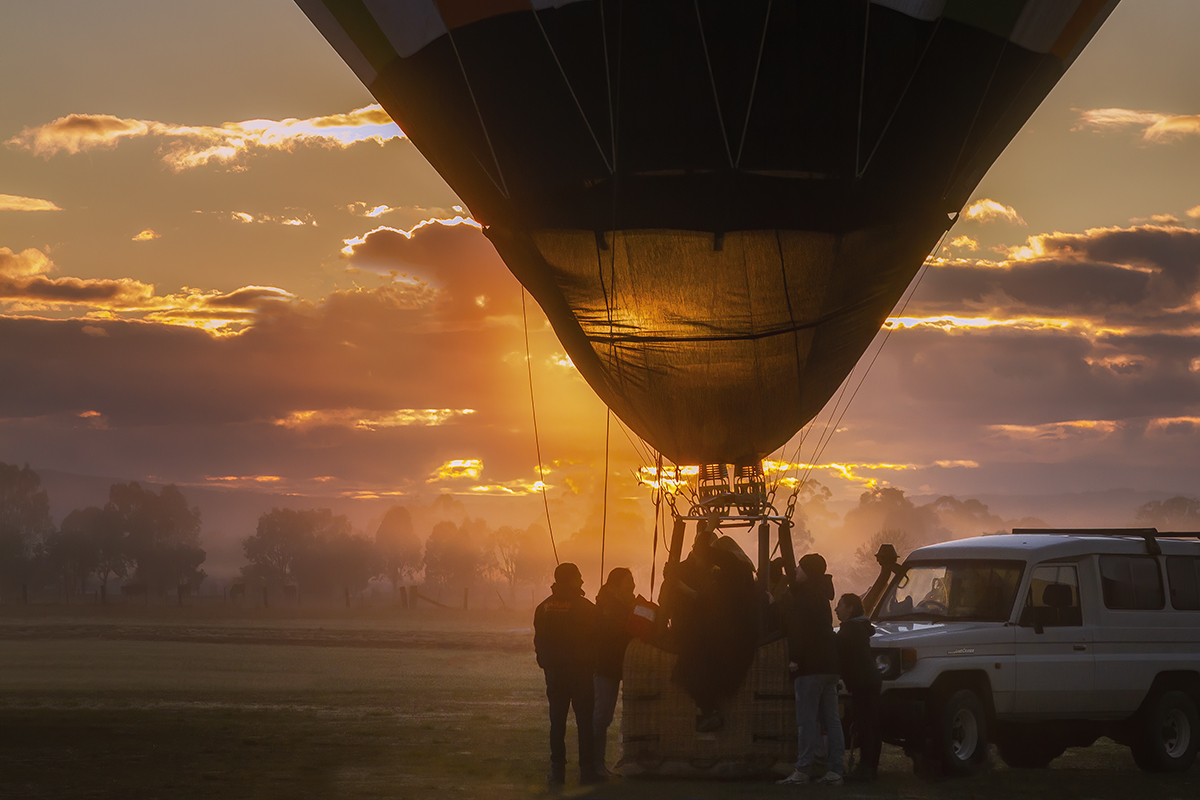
132, 229, 160, 242
963, 199, 1025, 226
988, 420, 1121, 440
274, 408, 475, 430
6, 105, 404, 171
1187, 206, 1200, 221
1076, 108, 1200, 143
0, 193, 61, 212
0, 247, 156, 308
428, 459, 484, 482
949, 235, 979, 251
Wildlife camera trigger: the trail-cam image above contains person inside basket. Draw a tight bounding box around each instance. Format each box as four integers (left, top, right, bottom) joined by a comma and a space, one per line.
534, 562, 603, 786
836, 591, 882, 782
778, 553, 845, 786
664, 528, 757, 733
593, 566, 636, 775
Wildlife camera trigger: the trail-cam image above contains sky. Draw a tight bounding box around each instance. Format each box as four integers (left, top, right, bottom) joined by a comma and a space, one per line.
2, 0, 1200, 564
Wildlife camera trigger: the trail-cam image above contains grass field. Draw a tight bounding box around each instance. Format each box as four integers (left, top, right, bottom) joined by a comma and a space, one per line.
1, 605, 1198, 799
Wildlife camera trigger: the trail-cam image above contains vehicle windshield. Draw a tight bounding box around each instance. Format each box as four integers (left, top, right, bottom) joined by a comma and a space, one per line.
875, 560, 1025, 622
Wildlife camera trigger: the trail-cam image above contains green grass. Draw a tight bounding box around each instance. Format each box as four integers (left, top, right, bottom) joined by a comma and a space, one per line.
0, 607, 1197, 799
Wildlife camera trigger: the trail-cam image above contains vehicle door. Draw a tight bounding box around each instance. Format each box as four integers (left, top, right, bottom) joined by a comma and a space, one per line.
1091, 554, 1168, 715
1013, 562, 1094, 716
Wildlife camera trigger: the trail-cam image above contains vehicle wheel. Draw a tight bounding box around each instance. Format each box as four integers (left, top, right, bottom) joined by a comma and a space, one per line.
997, 732, 1066, 768
1130, 689, 1199, 773
931, 688, 989, 775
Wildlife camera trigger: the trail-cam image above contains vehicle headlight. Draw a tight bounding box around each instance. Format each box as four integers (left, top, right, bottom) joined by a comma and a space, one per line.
873, 649, 901, 681
872, 648, 917, 681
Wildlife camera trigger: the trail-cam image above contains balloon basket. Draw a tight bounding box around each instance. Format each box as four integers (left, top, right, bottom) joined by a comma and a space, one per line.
618, 637, 796, 779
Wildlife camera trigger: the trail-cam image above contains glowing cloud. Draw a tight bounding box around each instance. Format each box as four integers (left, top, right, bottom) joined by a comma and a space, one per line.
949, 235, 979, 251
340, 215, 482, 256
0, 247, 156, 308
131, 229, 160, 242
963, 199, 1026, 226
988, 420, 1121, 440
346, 202, 396, 218
1187, 206, 1200, 221
274, 408, 475, 430
1076, 107, 1200, 143
0, 193, 61, 212
428, 459, 484, 482
7, 104, 404, 171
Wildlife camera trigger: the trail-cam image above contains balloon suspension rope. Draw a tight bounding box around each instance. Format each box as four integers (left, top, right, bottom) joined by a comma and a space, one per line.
650, 453, 662, 602
600, 408, 610, 586
522, 289, 559, 565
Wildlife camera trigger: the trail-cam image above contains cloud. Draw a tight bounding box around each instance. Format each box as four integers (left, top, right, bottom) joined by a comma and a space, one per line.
1076, 107, 1200, 142
948, 235, 979, 251
229, 210, 317, 227
0, 193, 61, 212
6, 105, 404, 171
275, 408, 476, 430
906, 224, 1200, 330
428, 459, 484, 482
0, 247, 156, 308
962, 199, 1025, 226
1188, 206, 1200, 221
132, 229, 160, 242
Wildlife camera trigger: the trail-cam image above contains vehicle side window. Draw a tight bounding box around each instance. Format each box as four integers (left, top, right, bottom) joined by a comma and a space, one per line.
1020, 564, 1082, 627
1099, 555, 1165, 610
1165, 556, 1200, 610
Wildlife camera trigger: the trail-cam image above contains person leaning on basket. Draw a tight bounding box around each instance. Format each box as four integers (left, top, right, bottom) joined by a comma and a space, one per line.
777, 553, 846, 786
534, 562, 604, 786
593, 567, 636, 776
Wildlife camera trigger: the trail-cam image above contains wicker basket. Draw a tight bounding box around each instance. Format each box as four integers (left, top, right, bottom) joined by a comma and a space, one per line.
619, 637, 797, 778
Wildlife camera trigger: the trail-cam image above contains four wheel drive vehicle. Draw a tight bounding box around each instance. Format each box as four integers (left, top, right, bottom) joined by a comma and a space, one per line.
868, 528, 1200, 775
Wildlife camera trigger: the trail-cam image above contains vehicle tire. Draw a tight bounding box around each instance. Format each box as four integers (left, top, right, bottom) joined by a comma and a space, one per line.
997, 732, 1066, 769
1130, 689, 1199, 773
931, 688, 989, 775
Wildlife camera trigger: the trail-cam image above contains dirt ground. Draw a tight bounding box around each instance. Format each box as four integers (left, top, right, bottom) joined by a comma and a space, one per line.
0, 605, 1197, 799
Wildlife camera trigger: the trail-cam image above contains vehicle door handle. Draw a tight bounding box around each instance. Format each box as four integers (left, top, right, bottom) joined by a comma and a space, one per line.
1073, 645, 1086, 651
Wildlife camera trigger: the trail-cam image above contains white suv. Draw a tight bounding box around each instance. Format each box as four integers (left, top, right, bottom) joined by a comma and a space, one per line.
869, 529, 1200, 774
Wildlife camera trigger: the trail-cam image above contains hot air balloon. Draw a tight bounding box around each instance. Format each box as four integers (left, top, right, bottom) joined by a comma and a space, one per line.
294, 0, 1119, 778
295, 0, 1117, 468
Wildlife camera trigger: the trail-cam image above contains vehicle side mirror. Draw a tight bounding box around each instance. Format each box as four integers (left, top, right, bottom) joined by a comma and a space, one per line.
1043, 583, 1072, 609
1018, 605, 1049, 634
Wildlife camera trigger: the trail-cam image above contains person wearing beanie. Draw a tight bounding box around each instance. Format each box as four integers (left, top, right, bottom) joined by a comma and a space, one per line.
534, 562, 602, 786
777, 552, 845, 786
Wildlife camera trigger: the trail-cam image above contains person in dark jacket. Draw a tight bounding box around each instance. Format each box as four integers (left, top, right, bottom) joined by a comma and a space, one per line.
778, 553, 845, 786
665, 529, 757, 732
593, 567, 635, 775
534, 562, 602, 786
836, 592, 882, 782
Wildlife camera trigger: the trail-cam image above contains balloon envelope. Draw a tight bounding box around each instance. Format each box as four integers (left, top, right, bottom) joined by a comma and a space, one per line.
296, 0, 1118, 464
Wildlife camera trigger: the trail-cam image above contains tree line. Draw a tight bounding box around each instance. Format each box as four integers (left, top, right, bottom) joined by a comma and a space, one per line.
0, 462, 205, 602
238, 504, 558, 603
0, 461, 559, 605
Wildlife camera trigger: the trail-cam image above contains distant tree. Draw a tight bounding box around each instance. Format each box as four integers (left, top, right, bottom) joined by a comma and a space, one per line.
0, 462, 54, 597
45, 511, 100, 596
423, 519, 483, 589
244, 508, 379, 600
841, 487, 950, 550
109, 482, 206, 596
927, 496, 1008, 538
375, 506, 422, 592
851, 529, 914, 589
488, 523, 557, 600
243, 507, 324, 585
1136, 497, 1200, 530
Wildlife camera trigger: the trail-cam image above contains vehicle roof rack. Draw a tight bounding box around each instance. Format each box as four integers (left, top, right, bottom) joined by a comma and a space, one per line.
1008, 527, 1200, 556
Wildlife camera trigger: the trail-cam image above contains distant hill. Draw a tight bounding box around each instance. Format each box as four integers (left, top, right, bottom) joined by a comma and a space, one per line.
908, 488, 1191, 529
